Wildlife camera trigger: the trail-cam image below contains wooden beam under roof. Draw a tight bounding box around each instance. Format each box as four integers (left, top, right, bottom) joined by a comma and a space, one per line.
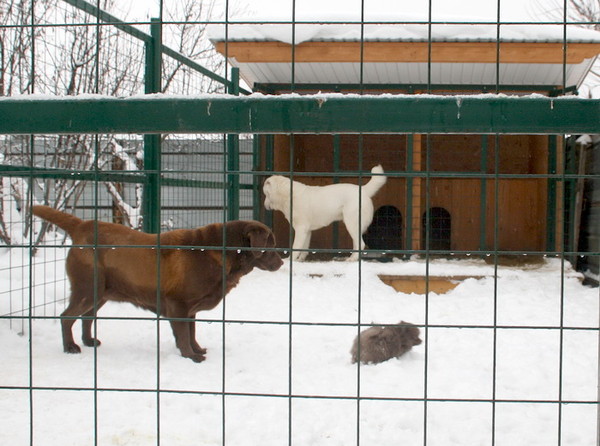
215, 41, 600, 64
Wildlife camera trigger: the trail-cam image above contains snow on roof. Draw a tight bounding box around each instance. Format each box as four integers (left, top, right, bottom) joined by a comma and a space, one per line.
208, 13, 600, 45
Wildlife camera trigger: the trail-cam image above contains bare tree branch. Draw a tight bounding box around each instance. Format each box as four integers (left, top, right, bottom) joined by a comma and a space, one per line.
0, 0, 231, 245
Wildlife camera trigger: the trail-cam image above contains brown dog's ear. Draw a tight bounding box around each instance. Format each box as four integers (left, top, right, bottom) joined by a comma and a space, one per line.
245, 225, 272, 257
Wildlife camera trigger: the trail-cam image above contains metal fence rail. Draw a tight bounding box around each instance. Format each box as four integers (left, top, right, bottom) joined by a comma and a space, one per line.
1, 95, 600, 135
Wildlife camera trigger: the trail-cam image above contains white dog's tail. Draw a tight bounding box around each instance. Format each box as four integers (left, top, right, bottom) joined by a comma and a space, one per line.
362, 165, 387, 198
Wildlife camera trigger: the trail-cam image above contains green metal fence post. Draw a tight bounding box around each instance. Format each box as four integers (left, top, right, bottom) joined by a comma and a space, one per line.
564, 137, 578, 262
227, 67, 240, 221
479, 135, 488, 251
547, 136, 557, 251
332, 134, 341, 249
142, 18, 162, 233
264, 134, 274, 227
406, 134, 414, 255
252, 135, 260, 221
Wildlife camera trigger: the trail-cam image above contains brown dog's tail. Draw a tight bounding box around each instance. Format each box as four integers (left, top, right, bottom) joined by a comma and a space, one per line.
31, 205, 83, 235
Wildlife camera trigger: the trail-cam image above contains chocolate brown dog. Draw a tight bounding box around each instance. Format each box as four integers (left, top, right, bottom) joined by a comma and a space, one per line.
32, 205, 283, 362
350, 321, 422, 365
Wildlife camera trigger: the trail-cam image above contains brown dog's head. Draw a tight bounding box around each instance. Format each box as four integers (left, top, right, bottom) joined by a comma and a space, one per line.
242, 221, 283, 271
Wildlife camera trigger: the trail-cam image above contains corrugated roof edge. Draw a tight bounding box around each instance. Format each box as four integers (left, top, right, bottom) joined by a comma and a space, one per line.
207, 22, 600, 45
209, 37, 600, 44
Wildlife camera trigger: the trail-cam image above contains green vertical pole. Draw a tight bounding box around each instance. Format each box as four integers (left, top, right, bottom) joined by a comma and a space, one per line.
227, 67, 240, 221
143, 18, 162, 233
252, 135, 260, 221
332, 134, 341, 249
264, 134, 274, 227
406, 134, 414, 254
564, 138, 577, 261
479, 135, 488, 251
547, 135, 557, 251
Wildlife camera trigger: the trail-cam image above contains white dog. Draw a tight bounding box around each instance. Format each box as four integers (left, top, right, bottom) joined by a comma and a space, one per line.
263, 165, 387, 261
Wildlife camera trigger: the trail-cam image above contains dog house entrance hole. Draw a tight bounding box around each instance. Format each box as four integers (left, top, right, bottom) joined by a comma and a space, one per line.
422, 207, 451, 251
363, 205, 403, 252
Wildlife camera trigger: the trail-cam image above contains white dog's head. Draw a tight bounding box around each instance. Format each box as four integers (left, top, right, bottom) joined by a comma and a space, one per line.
263, 175, 290, 211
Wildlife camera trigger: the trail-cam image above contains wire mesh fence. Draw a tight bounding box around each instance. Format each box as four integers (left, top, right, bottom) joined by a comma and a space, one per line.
0, 0, 599, 445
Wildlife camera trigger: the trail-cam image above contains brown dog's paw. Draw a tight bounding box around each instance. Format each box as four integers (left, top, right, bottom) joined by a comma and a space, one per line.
186, 353, 207, 363
64, 343, 82, 354
192, 346, 207, 355
82, 338, 101, 348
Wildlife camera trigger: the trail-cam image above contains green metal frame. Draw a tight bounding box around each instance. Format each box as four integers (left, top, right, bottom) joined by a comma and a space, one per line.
332, 134, 341, 249
405, 134, 414, 254
252, 136, 261, 221
479, 135, 488, 251
547, 136, 558, 251
1, 96, 599, 135
263, 135, 275, 228
142, 18, 163, 233
227, 68, 241, 221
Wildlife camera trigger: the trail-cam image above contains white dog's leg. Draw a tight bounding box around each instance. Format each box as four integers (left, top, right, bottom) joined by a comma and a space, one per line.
346, 239, 364, 261
292, 226, 311, 261
343, 217, 363, 261
343, 204, 373, 261
299, 231, 311, 261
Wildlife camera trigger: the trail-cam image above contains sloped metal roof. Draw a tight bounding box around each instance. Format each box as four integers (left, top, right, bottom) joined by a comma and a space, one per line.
235, 59, 596, 89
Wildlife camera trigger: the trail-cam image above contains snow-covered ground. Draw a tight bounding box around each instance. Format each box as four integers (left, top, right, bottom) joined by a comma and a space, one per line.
1, 247, 598, 445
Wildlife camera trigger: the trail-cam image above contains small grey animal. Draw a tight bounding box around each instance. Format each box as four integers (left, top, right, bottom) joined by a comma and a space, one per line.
350, 321, 422, 364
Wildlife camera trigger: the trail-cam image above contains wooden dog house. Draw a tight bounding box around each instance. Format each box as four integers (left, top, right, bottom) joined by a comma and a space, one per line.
211, 21, 600, 255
